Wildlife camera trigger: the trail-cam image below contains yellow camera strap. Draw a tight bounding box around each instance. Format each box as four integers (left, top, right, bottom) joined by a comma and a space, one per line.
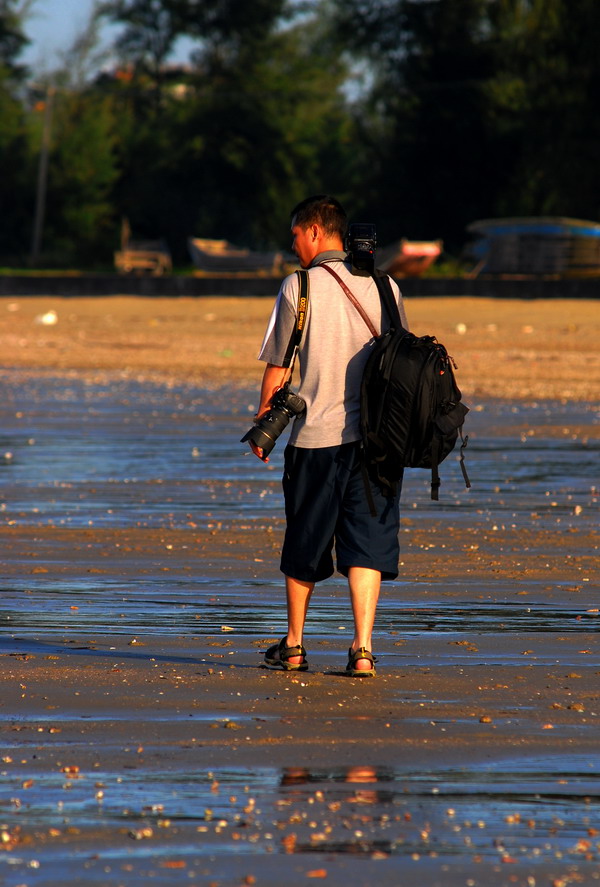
283, 269, 309, 370
294, 268, 309, 343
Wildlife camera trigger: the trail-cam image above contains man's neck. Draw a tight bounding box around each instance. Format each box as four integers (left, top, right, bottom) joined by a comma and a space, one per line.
309, 249, 347, 268
320, 236, 344, 253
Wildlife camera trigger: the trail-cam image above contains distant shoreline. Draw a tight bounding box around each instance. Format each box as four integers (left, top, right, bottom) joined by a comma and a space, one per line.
1, 273, 599, 298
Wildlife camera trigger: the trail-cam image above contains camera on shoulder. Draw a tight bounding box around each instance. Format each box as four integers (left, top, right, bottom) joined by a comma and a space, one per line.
346, 222, 377, 275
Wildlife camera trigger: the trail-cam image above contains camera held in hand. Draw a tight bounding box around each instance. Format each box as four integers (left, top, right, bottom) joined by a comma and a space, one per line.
241, 383, 306, 458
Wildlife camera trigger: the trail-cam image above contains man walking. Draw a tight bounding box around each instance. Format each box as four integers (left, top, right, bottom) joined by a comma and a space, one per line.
248, 195, 408, 676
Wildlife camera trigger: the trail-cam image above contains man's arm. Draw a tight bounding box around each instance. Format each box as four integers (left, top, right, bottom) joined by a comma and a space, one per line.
250, 362, 290, 462
256, 363, 290, 418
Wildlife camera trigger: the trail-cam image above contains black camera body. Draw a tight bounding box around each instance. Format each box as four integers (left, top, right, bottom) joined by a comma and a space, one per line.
241, 383, 306, 458
346, 222, 377, 275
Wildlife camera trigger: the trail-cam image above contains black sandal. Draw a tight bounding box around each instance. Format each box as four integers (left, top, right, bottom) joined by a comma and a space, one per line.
346, 646, 376, 677
264, 637, 308, 671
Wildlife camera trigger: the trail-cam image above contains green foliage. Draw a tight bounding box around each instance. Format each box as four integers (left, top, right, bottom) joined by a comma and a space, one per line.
487, 0, 600, 219
99, 0, 182, 79
330, 0, 503, 249
0, 1, 33, 261
331, 0, 600, 251
0, 88, 35, 261
0, 0, 29, 78
103, 2, 357, 258
180, 17, 356, 249
40, 91, 119, 265
1, 0, 600, 268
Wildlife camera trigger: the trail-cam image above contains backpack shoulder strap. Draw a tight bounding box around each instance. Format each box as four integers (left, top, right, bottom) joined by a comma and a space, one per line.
373, 269, 403, 331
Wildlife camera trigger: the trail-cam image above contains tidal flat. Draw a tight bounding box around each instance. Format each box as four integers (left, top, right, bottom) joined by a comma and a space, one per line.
1, 295, 599, 886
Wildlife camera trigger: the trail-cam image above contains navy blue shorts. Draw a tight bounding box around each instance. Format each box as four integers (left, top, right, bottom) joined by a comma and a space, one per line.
280, 442, 401, 583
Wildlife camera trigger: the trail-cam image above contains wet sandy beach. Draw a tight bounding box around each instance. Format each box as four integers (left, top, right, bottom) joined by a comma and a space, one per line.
1, 293, 599, 398
1, 294, 599, 886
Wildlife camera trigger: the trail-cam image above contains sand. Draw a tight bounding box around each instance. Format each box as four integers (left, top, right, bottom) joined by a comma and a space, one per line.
1, 294, 599, 885
1, 293, 599, 399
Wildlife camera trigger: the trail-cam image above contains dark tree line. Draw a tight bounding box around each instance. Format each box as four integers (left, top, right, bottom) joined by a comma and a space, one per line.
1, 0, 599, 268
337, 0, 600, 250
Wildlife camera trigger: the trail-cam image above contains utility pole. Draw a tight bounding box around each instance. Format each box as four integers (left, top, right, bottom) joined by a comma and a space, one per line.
30, 85, 55, 267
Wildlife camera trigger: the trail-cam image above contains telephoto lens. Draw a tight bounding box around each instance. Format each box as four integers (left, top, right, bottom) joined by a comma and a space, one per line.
241, 385, 306, 457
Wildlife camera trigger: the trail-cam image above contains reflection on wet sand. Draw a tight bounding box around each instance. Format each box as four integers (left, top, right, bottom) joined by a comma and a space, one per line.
1, 372, 599, 885
282, 765, 384, 816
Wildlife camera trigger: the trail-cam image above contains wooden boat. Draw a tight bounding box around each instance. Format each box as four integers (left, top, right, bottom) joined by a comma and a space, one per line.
114, 219, 172, 276
114, 241, 172, 276
465, 217, 600, 277
377, 239, 442, 277
188, 237, 287, 276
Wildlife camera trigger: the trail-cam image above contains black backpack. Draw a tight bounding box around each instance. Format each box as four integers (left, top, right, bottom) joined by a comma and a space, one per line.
361, 271, 471, 501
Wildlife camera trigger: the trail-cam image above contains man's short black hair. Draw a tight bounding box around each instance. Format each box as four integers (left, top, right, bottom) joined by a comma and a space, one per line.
291, 195, 347, 241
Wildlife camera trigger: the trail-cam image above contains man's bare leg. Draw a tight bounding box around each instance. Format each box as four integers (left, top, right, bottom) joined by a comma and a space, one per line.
283, 575, 314, 665
348, 566, 381, 670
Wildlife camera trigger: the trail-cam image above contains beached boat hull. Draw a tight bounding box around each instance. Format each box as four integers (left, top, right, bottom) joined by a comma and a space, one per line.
466, 217, 600, 276
188, 237, 287, 276
377, 239, 442, 277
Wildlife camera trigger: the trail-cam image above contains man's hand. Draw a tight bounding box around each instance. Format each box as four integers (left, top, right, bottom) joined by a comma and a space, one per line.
249, 441, 269, 463
248, 363, 289, 464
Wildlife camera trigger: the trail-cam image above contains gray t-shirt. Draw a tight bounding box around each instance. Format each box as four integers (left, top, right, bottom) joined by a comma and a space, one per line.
258, 252, 408, 448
